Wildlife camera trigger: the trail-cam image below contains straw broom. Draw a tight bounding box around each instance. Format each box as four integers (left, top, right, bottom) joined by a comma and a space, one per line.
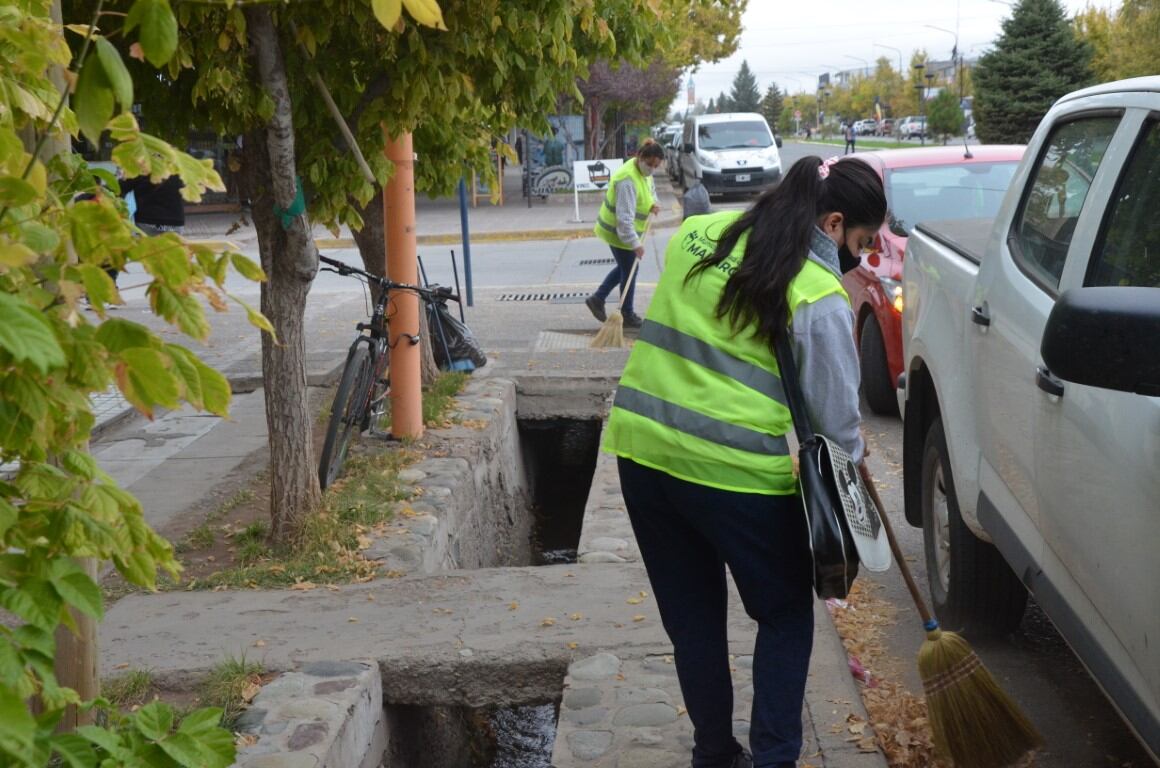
591, 218, 651, 349
858, 464, 1042, 768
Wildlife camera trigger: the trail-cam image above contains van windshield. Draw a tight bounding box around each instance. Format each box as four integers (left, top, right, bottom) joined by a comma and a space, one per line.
697, 121, 773, 150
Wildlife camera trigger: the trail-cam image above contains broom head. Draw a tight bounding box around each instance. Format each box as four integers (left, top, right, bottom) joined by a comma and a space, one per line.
919, 627, 1042, 768
590, 308, 626, 348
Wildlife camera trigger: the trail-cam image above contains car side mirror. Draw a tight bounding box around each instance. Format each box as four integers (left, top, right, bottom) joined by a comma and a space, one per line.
1041, 286, 1160, 396
888, 214, 907, 238
682, 142, 694, 154
775, 136, 783, 148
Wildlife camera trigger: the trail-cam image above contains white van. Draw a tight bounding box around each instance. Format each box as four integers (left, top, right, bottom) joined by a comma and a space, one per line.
678, 112, 782, 196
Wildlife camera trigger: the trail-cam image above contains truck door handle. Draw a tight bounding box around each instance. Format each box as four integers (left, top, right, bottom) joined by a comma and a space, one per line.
971, 305, 991, 327
1036, 366, 1065, 398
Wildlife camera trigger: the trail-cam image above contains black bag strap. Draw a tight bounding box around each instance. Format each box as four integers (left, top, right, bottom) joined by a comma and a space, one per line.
774, 332, 816, 445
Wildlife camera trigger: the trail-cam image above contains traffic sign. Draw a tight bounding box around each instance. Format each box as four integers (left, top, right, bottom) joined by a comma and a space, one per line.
794, 110, 802, 120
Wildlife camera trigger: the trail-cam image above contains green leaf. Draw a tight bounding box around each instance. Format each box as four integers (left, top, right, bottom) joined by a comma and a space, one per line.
12, 624, 55, 658
228, 252, 266, 282
0, 293, 67, 374
75, 725, 130, 759
127, 0, 178, 67
0, 177, 38, 207
51, 733, 99, 768
0, 242, 40, 267
0, 580, 61, 627
73, 53, 115, 145
19, 221, 61, 254
119, 347, 181, 410
95, 319, 155, 355
48, 562, 104, 620
94, 37, 133, 110
164, 345, 202, 409
173, 707, 222, 736
133, 702, 174, 741
0, 685, 37, 759
0, 638, 23, 686
0, 499, 16, 540
194, 358, 230, 416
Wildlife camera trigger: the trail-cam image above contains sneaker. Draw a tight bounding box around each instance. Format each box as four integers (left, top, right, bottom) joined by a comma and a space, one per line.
585, 295, 606, 322
622, 312, 643, 329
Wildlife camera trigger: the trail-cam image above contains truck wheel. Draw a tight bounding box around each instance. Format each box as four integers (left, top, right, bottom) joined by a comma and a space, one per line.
921, 418, 1027, 637
859, 317, 899, 417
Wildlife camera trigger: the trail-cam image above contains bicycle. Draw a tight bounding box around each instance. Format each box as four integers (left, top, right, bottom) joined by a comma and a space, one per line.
316, 254, 457, 490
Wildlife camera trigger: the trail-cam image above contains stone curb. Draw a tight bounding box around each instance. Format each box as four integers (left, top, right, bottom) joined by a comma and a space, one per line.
234, 661, 385, 768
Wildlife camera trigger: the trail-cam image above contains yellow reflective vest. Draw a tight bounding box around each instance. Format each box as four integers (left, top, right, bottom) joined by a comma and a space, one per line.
602, 210, 848, 495
594, 160, 655, 250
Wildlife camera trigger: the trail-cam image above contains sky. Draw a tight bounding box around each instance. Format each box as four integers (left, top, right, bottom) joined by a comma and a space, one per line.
672, 0, 1113, 113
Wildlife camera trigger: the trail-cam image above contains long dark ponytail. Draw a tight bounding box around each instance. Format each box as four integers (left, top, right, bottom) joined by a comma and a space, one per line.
686, 155, 885, 350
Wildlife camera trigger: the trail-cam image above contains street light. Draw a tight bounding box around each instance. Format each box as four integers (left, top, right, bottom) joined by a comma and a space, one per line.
914, 62, 928, 146
874, 42, 903, 76
845, 54, 870, 77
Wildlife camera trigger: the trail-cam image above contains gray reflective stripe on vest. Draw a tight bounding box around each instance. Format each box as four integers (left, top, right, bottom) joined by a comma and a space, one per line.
639, 320, 788, 405
602, 198, 649, 222
597, 217, 620, 236
614, 386, 790, 456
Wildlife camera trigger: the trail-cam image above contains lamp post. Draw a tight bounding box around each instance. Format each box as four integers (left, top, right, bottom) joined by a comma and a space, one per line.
844, 54, 870, 78
874, 42, 903, 77
913, 62, 927, 146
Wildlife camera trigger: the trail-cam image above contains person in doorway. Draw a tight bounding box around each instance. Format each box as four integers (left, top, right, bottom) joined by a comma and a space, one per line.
120, 173, 186, 237
844, 121, 856, 154
585, 139, 665, 329
602, 155, 885, 768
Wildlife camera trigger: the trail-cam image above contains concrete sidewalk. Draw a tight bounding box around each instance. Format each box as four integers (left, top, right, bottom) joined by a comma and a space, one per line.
87, 169, 888, 767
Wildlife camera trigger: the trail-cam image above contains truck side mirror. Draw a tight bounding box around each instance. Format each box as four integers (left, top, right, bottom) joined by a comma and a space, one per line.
775, 135, 783, 148
1041, 286, 1160, 396
682, 142, 694, 154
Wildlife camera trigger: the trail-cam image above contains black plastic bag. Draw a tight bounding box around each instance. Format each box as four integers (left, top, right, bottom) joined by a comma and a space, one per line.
426, 290, 487, 371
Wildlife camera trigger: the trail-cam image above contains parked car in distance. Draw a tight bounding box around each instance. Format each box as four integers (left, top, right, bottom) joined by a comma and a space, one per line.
664, 131, 682, 182
897, 116, 927, 139
854, 118, 878, 135
840, 145, 1025, 415
678, 112, 782, 196
876, 118, 894, 136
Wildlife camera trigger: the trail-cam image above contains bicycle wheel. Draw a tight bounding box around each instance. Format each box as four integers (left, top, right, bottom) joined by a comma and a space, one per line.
319, 343, 374, 490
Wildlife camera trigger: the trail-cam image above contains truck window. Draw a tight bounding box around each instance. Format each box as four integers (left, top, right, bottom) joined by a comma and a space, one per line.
1011, 116, 1119, 291
1088, 119, 1160, 288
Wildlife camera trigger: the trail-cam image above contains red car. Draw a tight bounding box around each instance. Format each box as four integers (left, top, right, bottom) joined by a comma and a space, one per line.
842, 145, 1026, 415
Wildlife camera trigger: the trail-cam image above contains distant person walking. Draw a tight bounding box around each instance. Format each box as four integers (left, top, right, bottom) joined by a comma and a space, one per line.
586, 139, 665, 329
844, 122, 856, 154
121, 173, 186, 237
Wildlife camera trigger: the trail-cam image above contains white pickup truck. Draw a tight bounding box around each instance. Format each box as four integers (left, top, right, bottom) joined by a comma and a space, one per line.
899, 76, 1160, 759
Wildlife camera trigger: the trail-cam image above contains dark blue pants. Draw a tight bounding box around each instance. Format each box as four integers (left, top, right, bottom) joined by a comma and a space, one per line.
594, 246, 638, 316
617, 457, 814, 768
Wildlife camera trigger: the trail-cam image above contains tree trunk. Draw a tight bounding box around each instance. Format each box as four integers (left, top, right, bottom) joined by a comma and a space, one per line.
245, 6, 321, 543
352, 191, 439, 385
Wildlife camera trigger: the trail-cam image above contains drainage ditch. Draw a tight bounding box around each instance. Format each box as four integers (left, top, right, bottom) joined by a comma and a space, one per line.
384, 400, 606, 768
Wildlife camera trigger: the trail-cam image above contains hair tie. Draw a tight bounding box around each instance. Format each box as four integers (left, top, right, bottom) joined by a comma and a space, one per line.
818, 156, 840, 180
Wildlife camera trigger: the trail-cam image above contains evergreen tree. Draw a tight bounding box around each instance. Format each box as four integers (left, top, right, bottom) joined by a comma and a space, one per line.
715, 91, 733, 112
707, 97, 716, 113
974, 0, 1092, 143
729, 59, 761, 112
927, 89, 964, 142
760, 83, 784, 129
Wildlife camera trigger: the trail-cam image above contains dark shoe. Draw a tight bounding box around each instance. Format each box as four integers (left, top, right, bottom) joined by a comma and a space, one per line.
621, 312, 643, 329
585, 295, 606, 322
730, 749, 754, 768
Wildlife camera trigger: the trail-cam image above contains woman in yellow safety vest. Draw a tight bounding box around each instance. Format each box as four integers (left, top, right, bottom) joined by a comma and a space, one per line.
585, 139, 666, 329
603, 155, 886, 768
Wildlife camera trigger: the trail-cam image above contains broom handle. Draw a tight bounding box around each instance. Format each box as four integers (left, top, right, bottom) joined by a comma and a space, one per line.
858, 463, 936, 627
614, 216, 651, 312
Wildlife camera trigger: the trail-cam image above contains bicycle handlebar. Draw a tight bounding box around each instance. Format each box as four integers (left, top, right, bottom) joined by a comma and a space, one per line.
319, 254, 459, 303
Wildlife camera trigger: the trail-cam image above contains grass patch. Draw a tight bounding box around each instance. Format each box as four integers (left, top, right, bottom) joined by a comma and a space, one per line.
103, 669, 155, 708
201, 656, 264, 727
423, 371, 468, 425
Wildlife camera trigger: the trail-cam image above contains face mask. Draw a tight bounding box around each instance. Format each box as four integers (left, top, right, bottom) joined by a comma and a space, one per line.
838, 243, 860, 274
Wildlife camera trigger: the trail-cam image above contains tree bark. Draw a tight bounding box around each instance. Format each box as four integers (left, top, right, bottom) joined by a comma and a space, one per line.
352, 192, 439, 385
245, 6, 321, 542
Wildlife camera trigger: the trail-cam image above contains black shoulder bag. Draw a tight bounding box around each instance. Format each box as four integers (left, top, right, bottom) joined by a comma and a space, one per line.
774, 334, 862, 600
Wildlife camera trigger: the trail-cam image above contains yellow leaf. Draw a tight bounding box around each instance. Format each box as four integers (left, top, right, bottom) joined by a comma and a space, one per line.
371, 0, 402, 30
541, 617, 556, 627
632, 615, 646, 622
569, 613, 582, 621
253, 639, 266, 647
626, 597, 643, 605
348, 616, 359, 623
0, 243, 39, 267
508, 601, 519, 611
217, 31, 231, 51
566, 642, 578, 650
289, 580, 316, 591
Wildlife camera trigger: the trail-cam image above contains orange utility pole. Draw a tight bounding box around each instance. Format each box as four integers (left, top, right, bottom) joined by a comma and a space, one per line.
384, 131, 423, 438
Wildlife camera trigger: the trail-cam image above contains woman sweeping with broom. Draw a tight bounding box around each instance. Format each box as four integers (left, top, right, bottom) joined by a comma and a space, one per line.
602, 155, 886, 768
603, 154, 1041, 768
585, 139, 665, 331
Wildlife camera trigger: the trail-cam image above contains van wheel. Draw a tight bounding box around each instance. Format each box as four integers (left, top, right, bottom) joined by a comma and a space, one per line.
921, 418, 1027, 637
859, 316, 898, 416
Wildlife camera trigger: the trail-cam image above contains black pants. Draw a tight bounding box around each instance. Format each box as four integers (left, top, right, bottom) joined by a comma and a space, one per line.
844, 139, 856, 154
617, 457, 814, 767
